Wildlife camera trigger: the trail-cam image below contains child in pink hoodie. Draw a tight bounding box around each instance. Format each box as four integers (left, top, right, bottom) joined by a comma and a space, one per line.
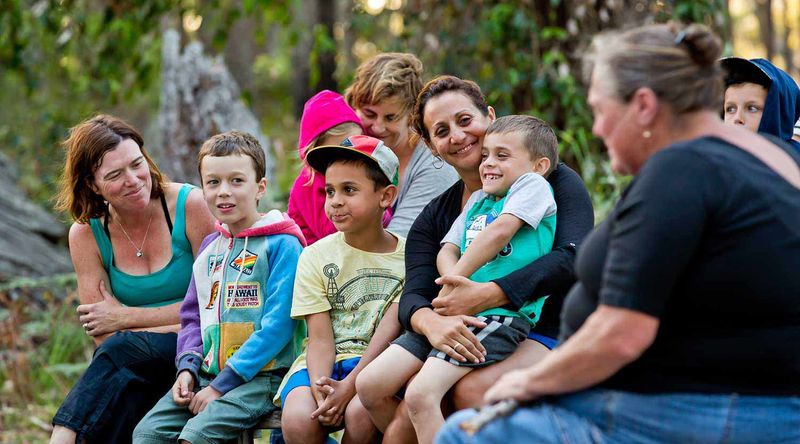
288, 90, 391, 244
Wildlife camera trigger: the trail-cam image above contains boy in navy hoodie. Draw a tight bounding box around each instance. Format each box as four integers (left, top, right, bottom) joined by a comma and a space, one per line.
721, 57, 800, 152
133, 131, 305, 444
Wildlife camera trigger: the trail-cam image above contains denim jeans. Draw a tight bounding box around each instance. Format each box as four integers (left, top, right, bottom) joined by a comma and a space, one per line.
437, 388, 800, 444
52, 331, 177, 444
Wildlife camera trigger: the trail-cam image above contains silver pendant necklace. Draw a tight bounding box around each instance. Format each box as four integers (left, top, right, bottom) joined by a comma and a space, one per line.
114, 204, 154, 259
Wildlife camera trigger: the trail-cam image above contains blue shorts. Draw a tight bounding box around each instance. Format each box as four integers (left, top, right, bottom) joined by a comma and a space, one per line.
279, 357, 360, 406
527, 331, 558, 350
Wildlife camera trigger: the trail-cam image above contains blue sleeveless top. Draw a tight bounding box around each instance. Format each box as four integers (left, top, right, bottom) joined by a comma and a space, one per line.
89, 183, 195, 307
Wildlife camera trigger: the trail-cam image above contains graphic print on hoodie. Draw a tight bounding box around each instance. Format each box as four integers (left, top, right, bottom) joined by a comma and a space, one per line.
175, 210, 307, 394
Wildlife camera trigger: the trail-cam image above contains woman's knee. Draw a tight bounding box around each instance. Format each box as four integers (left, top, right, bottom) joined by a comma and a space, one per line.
93, 330, 155, 364
94, 331, 130, 357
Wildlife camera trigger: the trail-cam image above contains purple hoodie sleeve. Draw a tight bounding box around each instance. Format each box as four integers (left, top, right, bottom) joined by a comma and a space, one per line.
175, 233, 219, 380
175, 275, 203, 379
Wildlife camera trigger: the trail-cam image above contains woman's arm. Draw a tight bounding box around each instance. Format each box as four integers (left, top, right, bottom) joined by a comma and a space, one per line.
77, 279, 184, 340
433, 165, 593, 317
492, 164, 593, 308
397, 189, 457, 331
484, 305, 658, 403
69, 223, 125, 346
410, 308, 486, 364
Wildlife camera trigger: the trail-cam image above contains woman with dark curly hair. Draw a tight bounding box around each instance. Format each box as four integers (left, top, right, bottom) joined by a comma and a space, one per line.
356, 75, 593, 442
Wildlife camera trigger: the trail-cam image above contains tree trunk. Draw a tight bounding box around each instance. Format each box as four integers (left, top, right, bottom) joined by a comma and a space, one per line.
316, 0, 338, 92
779, 0, 794, 74
156, 29, 273, 187
756, 0, 775, 59
290, 0, 339, 119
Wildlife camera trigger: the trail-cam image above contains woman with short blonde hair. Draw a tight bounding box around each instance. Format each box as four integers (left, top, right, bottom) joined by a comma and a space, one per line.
345, 52, 459, 236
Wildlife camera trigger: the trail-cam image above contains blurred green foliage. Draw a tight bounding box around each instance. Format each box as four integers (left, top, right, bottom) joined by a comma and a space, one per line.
1, 0, 726, 221
352, 0, 727, 218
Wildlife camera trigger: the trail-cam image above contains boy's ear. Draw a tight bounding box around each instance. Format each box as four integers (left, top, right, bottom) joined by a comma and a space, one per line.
380, 184, 398, 209
534, 157, 551, 176
256, 177, 268, 201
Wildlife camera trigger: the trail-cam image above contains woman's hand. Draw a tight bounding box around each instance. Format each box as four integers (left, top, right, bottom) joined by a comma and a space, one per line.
420, 312, 488, 364
483, 368, 539, 404
77, 280, 127, 337
432, 276, 508, 316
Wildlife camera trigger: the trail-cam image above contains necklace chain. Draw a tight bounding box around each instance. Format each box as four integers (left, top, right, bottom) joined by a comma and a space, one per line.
114, 204, 154, 259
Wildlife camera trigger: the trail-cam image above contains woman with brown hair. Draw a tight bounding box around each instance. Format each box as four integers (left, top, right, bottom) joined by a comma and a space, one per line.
438, 23, 800, 444
49, 115, 214, 444
355, 75, 594, 442
345, 52, 460, 236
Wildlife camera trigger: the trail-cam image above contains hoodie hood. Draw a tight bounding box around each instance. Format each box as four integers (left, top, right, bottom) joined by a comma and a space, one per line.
749, 59, 800, 150
297, 90, 364, 159
215, 209, 307, 246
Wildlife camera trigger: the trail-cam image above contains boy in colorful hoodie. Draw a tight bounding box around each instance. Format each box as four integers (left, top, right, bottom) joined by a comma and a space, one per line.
133, 131, 306, 444
721, 57, 800, 152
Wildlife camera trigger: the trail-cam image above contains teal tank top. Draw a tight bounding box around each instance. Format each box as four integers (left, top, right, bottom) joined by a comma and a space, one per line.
89, 183, 196, 308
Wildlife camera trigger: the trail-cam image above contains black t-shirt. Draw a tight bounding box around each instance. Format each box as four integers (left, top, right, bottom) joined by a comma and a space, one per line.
561, 136, 800, 395
398, 163, 594, 338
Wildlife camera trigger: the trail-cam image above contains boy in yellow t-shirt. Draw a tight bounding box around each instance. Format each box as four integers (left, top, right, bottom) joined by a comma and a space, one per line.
278, 135, 405, 443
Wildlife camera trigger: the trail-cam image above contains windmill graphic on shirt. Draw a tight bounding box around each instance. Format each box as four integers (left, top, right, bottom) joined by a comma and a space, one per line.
324, 264, 341, 307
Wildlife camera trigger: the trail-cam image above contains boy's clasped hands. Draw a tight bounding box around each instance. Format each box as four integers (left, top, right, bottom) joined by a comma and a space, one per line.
310, 375, 356, 426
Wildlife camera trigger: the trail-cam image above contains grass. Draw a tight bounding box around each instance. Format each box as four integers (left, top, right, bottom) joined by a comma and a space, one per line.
0, 274, 91, 443
0, 275, 276, 444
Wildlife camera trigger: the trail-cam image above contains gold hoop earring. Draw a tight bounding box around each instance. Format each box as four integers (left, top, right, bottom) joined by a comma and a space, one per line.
642, 130, 652, 139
